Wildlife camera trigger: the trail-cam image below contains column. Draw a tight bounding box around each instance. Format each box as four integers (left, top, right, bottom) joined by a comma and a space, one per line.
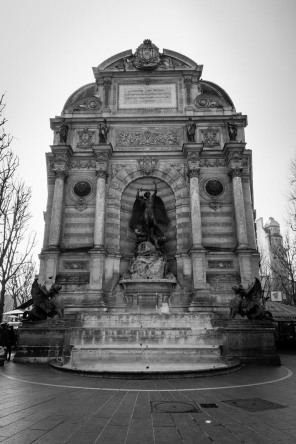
224, 142, 254, 286
90, 147, 111, 298
230, 168, 248, 249
186, 149, 208, 296
47, 145, 72, 248
48, 169, 67, 248
94, 168, 107, 248
188, 167, 202, 248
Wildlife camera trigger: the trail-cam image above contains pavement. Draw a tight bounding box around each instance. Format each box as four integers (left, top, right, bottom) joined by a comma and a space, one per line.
0, 351, 296, 443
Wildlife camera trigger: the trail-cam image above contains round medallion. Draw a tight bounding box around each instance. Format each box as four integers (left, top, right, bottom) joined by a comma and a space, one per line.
73, 180, 92, 198
205, 179, 224, 197
88, 100, 97, 109
198, 98, 208, 107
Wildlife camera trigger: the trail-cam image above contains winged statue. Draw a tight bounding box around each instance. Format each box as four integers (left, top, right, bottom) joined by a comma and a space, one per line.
129, 180, 169, 251
230, 278, 273, 320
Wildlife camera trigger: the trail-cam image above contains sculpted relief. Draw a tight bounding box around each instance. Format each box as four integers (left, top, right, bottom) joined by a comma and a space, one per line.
115, 128, 182, 148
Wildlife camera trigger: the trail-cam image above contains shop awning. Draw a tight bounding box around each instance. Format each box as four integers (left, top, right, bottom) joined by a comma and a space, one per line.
265, 300, 296, 321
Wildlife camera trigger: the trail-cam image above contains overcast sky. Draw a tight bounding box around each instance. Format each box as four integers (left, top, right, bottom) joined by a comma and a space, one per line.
1, 0, 296, 262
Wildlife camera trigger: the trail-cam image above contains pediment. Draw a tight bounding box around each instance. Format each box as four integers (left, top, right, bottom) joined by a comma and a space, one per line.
94, 40, 201, 74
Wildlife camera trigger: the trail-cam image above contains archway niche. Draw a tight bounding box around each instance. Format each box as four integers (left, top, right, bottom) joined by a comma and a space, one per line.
120, 176, 177, 276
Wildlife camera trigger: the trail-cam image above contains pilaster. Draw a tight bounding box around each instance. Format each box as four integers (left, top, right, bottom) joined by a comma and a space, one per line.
47, 145, 73, 250
183, 143, 210, 308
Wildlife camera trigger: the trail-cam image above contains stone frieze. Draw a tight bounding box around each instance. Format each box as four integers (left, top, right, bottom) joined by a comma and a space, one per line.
115, 127, 182, 147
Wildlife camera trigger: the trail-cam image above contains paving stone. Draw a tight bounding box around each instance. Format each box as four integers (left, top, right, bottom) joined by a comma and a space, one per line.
125, 418, 154, 444
0, 352, 295, 443
0, 428, 47, 444
154, 426, 183, 443
96, 424, 128, 443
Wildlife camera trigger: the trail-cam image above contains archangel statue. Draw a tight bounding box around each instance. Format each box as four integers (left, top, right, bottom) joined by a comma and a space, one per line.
129, 180, 169, 252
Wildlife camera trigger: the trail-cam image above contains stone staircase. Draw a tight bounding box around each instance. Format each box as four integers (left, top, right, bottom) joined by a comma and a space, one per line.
51, 313, 241, 376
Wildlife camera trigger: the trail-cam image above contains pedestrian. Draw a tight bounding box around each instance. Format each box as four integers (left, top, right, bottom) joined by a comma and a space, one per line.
0, 323, 15, 361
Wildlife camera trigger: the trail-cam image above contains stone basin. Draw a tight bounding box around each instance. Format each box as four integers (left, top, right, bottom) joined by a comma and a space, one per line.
119, 278, 177, 312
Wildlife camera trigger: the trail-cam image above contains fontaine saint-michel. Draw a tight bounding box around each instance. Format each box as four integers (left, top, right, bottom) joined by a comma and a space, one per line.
15, 40, 279, 373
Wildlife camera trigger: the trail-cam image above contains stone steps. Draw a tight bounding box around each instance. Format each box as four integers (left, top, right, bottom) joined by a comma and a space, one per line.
70, 327, 221, 347
78, 313, 215, 329
50, 344, 242, 376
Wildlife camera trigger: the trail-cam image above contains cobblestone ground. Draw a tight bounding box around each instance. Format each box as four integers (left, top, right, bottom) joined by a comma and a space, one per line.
0, 352, 296, 443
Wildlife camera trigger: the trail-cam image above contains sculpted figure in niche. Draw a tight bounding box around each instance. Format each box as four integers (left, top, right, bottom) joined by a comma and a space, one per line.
129, 180, 169, 252
228, 120, 238, 141
98, 119, 109, 143
56, 119, 69, 144
185, 118, 196, 142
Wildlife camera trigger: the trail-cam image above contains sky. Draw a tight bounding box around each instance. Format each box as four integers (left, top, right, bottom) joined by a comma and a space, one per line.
1, 0, 296, 263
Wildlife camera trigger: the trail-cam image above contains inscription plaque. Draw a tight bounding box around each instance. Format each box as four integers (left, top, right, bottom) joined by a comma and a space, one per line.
118, 84, 177, 109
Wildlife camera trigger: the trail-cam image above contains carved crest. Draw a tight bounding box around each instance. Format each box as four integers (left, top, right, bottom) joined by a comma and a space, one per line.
133, 40, 161, 70
138, 157, 157, 175
77, 128, 95, 149
201, 127, 220, 147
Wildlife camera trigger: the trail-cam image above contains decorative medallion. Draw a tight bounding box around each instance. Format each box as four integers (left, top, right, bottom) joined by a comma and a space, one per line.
201, 127, 220, 147
133, 39, 161, 70
73, 180, 92, 198
71, 97, 102, 113
138, 157, 157, 175
76, 128, 95, 149
205, 179, 224, 197
194, 94, 224, 109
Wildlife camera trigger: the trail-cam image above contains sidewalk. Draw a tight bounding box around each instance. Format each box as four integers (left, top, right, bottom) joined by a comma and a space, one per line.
0, 352, 295, 443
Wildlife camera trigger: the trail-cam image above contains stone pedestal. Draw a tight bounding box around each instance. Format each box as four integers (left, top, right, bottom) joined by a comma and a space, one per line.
14, 320, 71, 364
216, 319, 281, 365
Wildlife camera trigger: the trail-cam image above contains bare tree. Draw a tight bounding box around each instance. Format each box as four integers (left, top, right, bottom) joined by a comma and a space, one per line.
286, 156, 296, 231
0, 95, 36, 321
6, 257, 37, 308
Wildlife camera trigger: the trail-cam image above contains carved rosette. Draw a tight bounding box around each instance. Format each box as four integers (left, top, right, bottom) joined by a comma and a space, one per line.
138, 157, 157, 175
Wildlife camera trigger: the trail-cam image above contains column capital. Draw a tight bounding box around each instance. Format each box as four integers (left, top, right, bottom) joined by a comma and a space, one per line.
53, 168, 69, 179
50, 145, 73, 174
186, 150, 201, 178
229, 166, 243, 178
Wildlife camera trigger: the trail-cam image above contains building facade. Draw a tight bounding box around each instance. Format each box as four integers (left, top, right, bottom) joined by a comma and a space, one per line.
38, 40, 259, 316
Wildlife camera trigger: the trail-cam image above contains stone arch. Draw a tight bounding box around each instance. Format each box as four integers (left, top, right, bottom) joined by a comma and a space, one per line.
105, 163, 191, 255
